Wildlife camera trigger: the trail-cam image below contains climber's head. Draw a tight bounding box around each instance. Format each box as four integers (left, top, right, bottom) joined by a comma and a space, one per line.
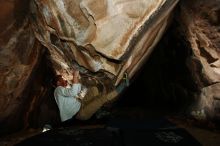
54, 75, 68, 87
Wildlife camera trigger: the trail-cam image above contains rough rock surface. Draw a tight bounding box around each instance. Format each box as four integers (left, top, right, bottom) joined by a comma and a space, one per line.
0, 0, 46, 134
179, 0, 220, 119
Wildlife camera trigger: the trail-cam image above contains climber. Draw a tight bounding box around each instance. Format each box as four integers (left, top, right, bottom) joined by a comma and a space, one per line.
53, 69, 129, 125
53, 70, 82, 122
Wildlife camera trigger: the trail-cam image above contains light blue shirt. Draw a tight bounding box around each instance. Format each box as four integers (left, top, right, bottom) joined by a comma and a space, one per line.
54, 84, 82, 122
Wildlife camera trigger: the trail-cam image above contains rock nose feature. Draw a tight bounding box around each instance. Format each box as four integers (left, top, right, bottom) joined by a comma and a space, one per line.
30, 0, 179, 83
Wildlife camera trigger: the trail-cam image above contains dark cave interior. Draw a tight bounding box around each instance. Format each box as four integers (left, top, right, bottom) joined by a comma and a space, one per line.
2, 18, 210, 146
24, 19, 200, 130
1, 1, 220, 145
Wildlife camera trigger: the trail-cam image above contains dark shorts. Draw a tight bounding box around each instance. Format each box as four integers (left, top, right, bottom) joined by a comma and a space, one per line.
61, 116, 78, 127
